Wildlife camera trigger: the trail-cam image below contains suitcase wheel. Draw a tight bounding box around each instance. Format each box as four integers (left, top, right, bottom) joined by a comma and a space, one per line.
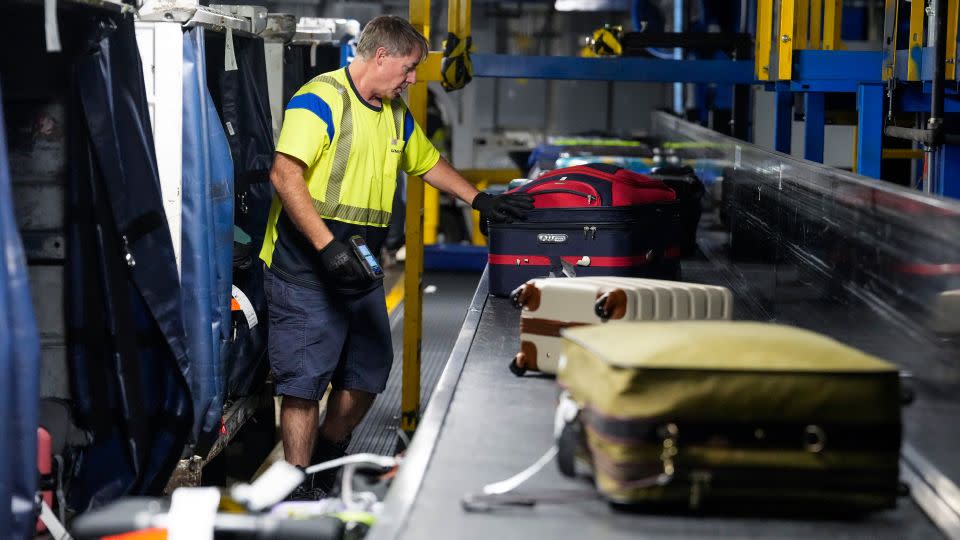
557, 421, 579, 478
509, 356, 527, 377
594, 298, 611, 320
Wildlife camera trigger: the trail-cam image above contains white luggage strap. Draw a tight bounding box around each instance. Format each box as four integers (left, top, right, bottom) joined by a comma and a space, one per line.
461, 392, 676, 511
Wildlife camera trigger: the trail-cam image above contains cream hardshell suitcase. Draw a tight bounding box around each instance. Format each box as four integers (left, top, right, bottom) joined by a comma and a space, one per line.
510, 276, 733, 375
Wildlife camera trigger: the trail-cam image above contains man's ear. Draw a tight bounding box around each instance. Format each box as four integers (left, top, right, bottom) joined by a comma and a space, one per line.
375, 46, 388, 65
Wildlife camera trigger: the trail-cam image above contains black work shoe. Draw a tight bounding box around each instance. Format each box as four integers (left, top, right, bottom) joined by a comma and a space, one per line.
311, 435, 351, 494
285, 483, 327, 501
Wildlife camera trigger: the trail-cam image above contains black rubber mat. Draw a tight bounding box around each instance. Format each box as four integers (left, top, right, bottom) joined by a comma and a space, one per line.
347, 271, 481, 457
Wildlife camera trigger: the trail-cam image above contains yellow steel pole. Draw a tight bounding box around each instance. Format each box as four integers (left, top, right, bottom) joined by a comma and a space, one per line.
778, 0, 797, 80
823, 0, 843, 50
908, 0, 925, 80
796, 0, 810, 50
882, 0, 900, 80
946, 0, 959, 80
757, 0, 775, 80
402, 0, 431, 436
810, 0, 823, 49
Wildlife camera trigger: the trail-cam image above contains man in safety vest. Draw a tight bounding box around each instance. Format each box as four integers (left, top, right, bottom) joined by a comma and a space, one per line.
260, 15, 533, 498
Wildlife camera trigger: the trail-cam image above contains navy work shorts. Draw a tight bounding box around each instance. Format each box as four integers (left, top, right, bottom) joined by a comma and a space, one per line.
264, 268, 393, 400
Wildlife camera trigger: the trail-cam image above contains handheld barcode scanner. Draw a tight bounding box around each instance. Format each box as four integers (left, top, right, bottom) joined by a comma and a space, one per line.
349, 235, 385, 281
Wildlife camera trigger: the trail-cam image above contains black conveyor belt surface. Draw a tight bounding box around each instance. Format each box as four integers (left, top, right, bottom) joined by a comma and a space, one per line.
374, 268, 943, 539
347, 272, 480, 457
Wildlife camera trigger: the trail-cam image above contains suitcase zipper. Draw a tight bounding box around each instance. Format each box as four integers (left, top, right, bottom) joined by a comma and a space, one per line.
531, 188, 599, 204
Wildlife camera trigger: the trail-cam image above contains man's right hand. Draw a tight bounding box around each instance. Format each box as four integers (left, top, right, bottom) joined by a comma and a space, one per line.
317, 239, 374, 294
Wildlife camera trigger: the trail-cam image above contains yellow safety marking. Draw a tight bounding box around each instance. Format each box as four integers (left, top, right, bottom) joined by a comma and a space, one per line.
811, 0, 823, 49
757, 0, 774, 80
908, 0, 925, 80
796, 0, 810, 49
947, 0, 959, 80
778, 0, 797, 80
883, 148, 924, 159
823, 0, 843, 51
385, 273, 405, 313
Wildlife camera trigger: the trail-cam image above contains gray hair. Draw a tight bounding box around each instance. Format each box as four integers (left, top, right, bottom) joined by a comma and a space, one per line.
356, 15, 429, 61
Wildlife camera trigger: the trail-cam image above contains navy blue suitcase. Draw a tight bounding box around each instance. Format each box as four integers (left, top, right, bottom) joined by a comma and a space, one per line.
487, 205, 682, 297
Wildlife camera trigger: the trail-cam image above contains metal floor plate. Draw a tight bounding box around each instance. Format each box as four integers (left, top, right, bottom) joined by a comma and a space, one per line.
347, 271, 481, 457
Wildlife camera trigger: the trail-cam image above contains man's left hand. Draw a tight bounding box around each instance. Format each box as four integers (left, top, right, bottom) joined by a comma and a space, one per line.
471, 192, 535, 224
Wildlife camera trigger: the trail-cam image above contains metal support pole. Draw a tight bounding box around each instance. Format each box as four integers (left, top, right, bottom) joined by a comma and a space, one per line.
756, 0, 774, 80
402, 0, 431, 438
803, 92, 825, 162
778, 0, 796, 80
823, 0, 843, 50
774, 88, 793, 153
810, 0, 823, 49
856, 83, 885, 178
947, 0, 959, 80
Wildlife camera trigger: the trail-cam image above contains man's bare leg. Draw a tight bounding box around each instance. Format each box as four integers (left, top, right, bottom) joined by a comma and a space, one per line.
280, 395, 319, 467
319, 389, 376, 443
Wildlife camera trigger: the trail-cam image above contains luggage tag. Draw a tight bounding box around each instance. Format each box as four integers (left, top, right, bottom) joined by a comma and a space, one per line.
44, 0, 61, 52
224, 28, 238, 72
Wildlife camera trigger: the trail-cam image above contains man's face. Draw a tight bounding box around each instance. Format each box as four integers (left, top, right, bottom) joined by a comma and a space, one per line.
376, 48, 421, 99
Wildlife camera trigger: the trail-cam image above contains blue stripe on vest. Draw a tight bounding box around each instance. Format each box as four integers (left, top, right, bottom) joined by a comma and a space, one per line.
403, 109, 415, 150
287, 94, 335, 142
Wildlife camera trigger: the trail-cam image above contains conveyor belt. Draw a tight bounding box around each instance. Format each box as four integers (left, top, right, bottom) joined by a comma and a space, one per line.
370, 266, 946, 540
347, 271, 481, 457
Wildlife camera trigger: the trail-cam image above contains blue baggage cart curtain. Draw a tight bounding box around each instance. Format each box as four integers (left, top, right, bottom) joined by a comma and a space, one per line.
0, 79, 42, 540
67, 14, 192, 510
182, 27, 234, 439
204, 30, 278, 401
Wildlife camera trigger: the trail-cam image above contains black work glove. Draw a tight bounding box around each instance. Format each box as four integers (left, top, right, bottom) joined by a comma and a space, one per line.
471, 192, 535, 224
318, 239, 374, 294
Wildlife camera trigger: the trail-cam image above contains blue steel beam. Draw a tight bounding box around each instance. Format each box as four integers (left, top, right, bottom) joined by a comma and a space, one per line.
792, 50, 885, 82
856, 84, 885, 178
804, 92, 825, 163
470, 54, 755, 83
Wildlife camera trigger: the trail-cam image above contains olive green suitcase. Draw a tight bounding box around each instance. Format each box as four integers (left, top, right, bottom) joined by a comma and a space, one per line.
556, 321, 903, 512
